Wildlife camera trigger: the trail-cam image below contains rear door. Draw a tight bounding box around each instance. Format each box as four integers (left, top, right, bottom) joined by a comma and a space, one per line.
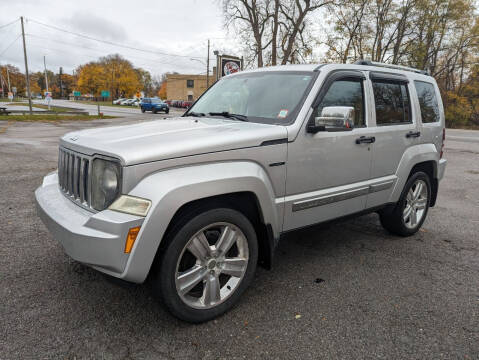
366, 72, 420, 208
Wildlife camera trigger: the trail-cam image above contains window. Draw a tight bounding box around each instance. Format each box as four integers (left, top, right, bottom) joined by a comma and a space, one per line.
187, 95, 193, 101
186, 79, 194, 88
188, 71, 314, 124
372, 81, 411, 125
414, 81, 440, 123
316, 79, 365, 127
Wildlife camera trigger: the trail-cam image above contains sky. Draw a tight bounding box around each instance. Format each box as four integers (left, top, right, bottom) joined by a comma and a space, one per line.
0, 0, 243, 77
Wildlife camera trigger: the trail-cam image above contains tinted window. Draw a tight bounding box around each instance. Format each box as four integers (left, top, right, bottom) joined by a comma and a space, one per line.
372, 81, 411, 125
317, 79, 365, 127
414, 81, 440, 123
187, 79, 194, 88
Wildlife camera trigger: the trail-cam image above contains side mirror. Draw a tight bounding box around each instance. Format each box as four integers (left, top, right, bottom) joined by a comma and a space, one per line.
307, 106, 355, 133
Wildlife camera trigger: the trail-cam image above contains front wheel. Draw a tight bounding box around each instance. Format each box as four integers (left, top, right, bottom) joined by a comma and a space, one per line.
379, 171, 431, 236
165, 108, 169, 114
152, 108, 157, 114
141, 108, 145, 113
154, 208, 258, 323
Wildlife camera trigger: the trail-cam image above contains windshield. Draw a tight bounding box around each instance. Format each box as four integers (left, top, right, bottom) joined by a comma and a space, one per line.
187, 71, 315, 124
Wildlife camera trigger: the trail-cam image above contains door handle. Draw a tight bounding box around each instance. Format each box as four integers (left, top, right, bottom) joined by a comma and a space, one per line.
355, 136, 376, 144
406, 131, 421, 138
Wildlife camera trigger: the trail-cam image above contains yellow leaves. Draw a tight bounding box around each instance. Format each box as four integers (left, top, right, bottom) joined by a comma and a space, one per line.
76, 55, 142, 97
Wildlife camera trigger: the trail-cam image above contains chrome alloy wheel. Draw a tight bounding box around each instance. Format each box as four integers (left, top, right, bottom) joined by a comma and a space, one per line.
403, 179, 428, 229
175, 222, 249, 309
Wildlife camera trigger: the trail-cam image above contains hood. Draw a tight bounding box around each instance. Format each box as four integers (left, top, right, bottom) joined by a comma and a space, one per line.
60, 117, 288, 165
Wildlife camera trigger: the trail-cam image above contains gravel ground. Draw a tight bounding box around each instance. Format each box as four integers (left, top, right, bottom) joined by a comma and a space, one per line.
0, 119, 478, 359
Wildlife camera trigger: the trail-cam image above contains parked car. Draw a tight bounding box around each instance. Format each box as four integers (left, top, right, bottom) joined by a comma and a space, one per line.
119, 98, 132, 105
140, 98, 169, 114
36, 61, 447, 323
113, 98, 126, 105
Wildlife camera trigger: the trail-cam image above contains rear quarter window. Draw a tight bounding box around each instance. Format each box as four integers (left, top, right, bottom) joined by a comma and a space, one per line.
414, 81, 440, 123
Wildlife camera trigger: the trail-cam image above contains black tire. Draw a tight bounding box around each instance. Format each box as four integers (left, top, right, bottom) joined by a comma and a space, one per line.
153, 208, 258, 323
379, 171, 431, 236
141, 108, 145, 113
152, 108, 157, 114
165, 108, 169, 114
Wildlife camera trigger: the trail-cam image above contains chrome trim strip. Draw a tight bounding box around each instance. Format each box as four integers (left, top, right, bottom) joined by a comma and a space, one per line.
287, 175, 397, 212
369, 180, 394, 193
292, 186, 369, 212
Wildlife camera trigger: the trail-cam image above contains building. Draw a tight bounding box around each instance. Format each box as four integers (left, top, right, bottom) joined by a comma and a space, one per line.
166, 74, 208, 102
165, 68, 217, 102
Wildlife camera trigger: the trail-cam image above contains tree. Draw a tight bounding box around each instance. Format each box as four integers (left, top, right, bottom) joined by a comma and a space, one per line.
223, 0, 331, 67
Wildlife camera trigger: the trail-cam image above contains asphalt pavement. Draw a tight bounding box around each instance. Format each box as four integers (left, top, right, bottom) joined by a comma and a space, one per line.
0, 117, 477, 359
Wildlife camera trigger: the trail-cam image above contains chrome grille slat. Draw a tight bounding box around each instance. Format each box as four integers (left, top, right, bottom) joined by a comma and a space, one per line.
58, 147, 92, 209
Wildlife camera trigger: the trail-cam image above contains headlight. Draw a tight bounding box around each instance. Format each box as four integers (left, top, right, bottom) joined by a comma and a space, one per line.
91, 158, 121, 211
109, 195, 151, 217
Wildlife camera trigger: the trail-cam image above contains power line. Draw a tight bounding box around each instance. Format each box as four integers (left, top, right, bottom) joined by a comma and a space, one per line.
0, 18, 19, 30
26, 33, 205, 70
0, 34, 21, 57
27, 18, 207, 61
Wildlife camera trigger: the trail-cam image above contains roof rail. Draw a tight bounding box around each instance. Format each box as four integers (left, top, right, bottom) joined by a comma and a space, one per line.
354, 60, 429, 75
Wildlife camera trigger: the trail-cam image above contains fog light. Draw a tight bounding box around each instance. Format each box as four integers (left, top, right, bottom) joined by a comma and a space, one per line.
125, 226, 141, 253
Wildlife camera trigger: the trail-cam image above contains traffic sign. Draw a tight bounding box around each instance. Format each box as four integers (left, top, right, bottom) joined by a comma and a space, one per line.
73, 91, 81, 97
101, 90, 110, 97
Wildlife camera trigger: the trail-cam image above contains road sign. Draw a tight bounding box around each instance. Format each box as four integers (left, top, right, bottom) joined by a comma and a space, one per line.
101, 90, 110, 97
73, 91, 81, 97
136, 91, 141, 98
216, 54, 243, 80
8, 92, 13, 101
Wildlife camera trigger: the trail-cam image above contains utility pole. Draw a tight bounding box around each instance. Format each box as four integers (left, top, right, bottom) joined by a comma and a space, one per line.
20, 16, 33, 114
206, 39, 210, 88
43, 56, 49, 92
6, 65, 11, 92
44, 56, 50, 110
59, 67, 63, 98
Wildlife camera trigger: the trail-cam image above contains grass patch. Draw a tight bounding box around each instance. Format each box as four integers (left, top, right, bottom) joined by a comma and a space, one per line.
1, 114, 117, 122
8, 102, 77, 112
72, 100, 126, 108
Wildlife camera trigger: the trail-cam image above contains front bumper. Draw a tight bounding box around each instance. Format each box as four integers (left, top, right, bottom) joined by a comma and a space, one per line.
35, 172, 144, 278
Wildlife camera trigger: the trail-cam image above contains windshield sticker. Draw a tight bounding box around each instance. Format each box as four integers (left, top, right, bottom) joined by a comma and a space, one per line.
278, 109, 288, 118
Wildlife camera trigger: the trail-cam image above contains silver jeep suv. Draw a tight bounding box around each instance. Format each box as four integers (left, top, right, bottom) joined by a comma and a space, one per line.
36, 61, 447, 322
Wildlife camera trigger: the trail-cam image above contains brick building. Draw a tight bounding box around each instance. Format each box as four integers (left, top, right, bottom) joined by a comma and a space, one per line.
166, 74, 207, 102
165, 68, 217, 101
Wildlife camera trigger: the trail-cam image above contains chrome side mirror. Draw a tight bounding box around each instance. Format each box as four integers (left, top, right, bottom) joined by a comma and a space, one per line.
308, 106, 355, 133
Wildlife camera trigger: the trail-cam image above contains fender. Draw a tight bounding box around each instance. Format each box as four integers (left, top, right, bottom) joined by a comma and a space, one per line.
119, 161, 282, 283
388, 143, 439, 203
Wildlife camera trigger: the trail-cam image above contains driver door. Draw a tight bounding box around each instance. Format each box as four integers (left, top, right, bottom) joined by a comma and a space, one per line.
283, 71, 374, 231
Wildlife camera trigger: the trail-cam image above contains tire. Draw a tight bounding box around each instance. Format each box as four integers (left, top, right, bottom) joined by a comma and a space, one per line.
152, 108, 157, 114
153, 208, 258, 323
141, 108, 145, 113
165, 108, 169, 114
379, 171, 431, 236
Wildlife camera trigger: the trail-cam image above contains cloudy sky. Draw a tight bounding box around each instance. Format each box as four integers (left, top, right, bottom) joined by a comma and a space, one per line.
0, 0, 243, 77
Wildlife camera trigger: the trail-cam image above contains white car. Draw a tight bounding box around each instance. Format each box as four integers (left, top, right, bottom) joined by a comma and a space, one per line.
113, 98, 125, 105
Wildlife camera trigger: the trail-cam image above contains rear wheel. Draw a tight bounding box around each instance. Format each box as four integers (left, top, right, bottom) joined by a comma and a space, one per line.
154, 208, 258, 323
165, 108, 169, 114
379, 171, 431, 236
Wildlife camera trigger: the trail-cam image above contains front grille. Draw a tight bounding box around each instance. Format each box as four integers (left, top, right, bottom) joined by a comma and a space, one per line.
58, 147, 91, 208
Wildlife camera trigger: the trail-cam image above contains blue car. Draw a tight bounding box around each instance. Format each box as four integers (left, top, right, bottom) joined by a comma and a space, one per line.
140, 98, 169, 114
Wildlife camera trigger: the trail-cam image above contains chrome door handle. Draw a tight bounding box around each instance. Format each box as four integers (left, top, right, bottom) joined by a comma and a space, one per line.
406, 131, 421, 138
355, 136, 376, 144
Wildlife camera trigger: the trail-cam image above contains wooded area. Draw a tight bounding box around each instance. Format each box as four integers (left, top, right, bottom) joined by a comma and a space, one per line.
223, 0, 479, 128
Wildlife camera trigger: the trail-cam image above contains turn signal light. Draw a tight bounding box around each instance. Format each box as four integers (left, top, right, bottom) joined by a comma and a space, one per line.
125, 226, 141, 253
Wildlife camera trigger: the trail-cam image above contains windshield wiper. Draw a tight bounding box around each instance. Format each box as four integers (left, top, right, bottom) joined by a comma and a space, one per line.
184, 111, 205, 117
208, 111, 248, 122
